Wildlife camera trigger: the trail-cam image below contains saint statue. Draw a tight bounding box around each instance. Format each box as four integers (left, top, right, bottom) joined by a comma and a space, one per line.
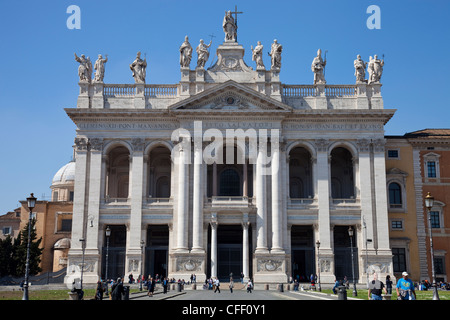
196, 39, 212, 69
268, 39, 282, 70
130, 51, 147, 83
223, 10, 237, 42
251, 41, 265, 70
353, 54, 367, 83
94, 54, 108, 83
311, 49, 326, 84
179, 36, 193, 68
368, 54, 384, 84
74, 53, 92, 83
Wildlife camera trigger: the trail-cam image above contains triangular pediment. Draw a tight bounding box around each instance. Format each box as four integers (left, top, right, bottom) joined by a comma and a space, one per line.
169, 80, 292, 113
386, 167, 408, 176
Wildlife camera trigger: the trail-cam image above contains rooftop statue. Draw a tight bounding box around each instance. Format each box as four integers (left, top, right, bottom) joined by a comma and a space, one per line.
311, 49, 326, 84
130, 51, 147, 83
251, 41, 265, 70
74, 53, 92, 83
354, 54, 367, 83
223, 10, 237, 42
368, 54, 384, 84
179, 36, 193, 68
268, 39, 282, 70
196, 39, 212, 69
94, 54, 108, 83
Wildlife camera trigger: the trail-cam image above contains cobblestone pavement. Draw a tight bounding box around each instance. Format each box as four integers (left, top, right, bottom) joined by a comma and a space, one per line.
131, 288, 345, 301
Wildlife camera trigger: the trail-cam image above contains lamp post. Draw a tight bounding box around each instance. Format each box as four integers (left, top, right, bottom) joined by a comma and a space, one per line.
425, 192, 440, 300
363, 218, 372, 288
316, 240, 321, 292
140, 239, 145, 291
22, 193, 36, 300
79, 237, 85, 299
105, 226, 111, 297
348, 226, 357, 297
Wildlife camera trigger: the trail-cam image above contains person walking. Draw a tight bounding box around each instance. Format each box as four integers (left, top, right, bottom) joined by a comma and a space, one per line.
95, 281, 104, 300
385, 275, 393, 294
229, 278, 234, 293
147, 276, 155, 297
163, 277, 168, 294
368, 273, 387, 300
396, 272, 416, 300
214, 278, 221, 293
111, 277, 124, 300
247, 280, 253, 293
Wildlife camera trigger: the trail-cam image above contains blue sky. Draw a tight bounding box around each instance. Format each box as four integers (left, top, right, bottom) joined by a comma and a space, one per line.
0, 0, 449, 214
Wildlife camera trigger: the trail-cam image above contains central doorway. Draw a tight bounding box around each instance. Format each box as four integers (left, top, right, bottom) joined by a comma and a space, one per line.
208, 224, 244, 281
145, 225, 169, 279
291, 225, 315, 282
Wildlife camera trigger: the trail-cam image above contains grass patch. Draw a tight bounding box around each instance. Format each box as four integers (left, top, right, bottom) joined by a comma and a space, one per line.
321, 288, 450, 300
0, 288, 142, 300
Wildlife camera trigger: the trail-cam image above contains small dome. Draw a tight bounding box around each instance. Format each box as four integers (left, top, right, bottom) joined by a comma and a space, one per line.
54, 238, 71, 249
52, 161, 75, 184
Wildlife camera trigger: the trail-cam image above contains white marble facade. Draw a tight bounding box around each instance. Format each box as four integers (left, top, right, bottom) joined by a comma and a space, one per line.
65, 17, 395, 286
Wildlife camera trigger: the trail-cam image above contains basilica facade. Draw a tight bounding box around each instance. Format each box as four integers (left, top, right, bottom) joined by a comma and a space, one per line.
64, 12, 395, 286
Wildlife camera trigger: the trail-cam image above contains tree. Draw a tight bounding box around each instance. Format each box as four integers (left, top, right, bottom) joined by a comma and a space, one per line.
0, 235, 14, 276
11, 219, 43, 277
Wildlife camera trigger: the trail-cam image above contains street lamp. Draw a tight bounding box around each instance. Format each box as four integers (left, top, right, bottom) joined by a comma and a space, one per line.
22, 193, 36, 300
105, 226, 111, 297
348, 226, 357, 297
140, 239, 145, 291
79, 237, 86, 299
316, 240, 321, 292
425, 192, 440, 300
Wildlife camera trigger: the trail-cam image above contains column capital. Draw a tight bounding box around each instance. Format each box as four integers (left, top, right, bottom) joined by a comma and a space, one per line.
315, 138, 329, 152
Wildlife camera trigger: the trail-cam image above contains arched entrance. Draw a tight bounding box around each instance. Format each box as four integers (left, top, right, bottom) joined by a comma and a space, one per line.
291, 225, 315, 282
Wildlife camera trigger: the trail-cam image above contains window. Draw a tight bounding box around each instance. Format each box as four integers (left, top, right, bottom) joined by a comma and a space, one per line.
387, 149, 399, 159
391, 220, 403, 230
423, 153, 440, 179
388, 183, 402, 208
219, 168, 240, 196
61, 219, 72, 232
392, 248, 407, 273
430, 211, 441, 228
53, 191, 59, 201
69, 191, 74, 202
434, 257, 445, 275
2, 227, 11, 235
427, 161, 436, 178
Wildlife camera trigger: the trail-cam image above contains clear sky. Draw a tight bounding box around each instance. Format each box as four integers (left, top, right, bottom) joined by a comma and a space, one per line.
0, 0, 449, 215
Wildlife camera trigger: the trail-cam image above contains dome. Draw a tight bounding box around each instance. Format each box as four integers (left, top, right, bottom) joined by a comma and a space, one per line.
52, 161, 75, 185
54, 238, 71, 249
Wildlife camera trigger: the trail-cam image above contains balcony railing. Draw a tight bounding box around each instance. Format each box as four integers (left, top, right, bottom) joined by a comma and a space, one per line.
103, 84, 178, 97
282, 84, 357, 97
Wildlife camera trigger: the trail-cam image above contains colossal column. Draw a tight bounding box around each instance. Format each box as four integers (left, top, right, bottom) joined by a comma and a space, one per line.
192, 141, 204, 252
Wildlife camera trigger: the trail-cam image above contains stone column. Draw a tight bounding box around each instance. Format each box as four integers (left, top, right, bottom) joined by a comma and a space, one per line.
210, 215, 218, 278
176, 147, 189, 252
314, 139, 334, 283
357, 139, 375, 250
243, 159, 248, 197
70, 138, 89, 252
86, 138, 103, 251
128, 139, 145, 255
65, 138, 92, 285
271, 140, 283, 252
255, 145, 268, 253
372, 139, 391, 251
192, 141, 204, 252
315, 139, 331, 249
242, 218, 250, 281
